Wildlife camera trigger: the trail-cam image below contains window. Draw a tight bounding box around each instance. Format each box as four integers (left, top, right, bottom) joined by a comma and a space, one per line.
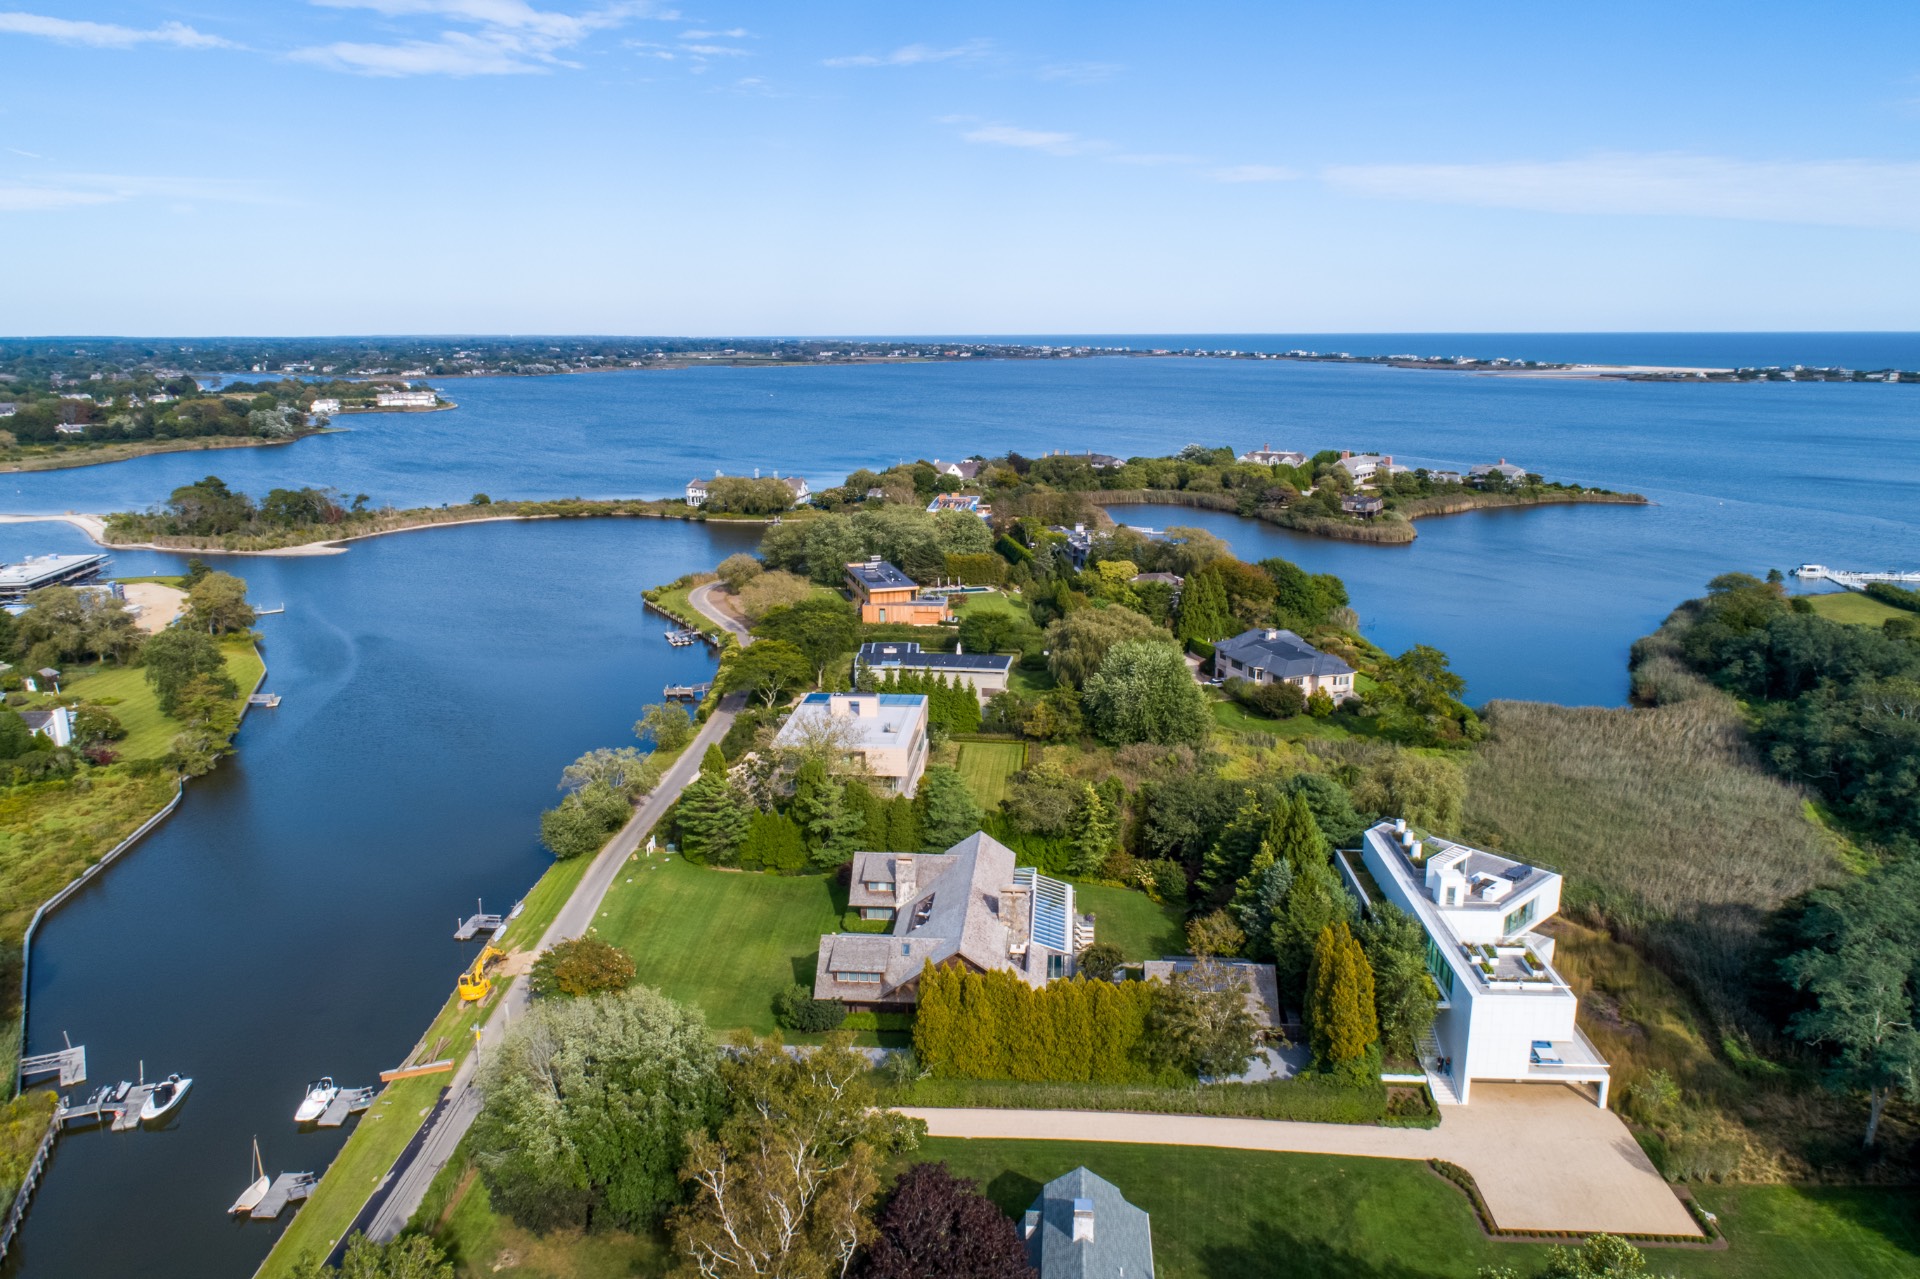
860, 907, 894, 920
863, 881, 893, 893
834, 971, 883, 984
1047, 953, 1064, 980
1423, 935, 1455, 999
1503, 897, 1538, 937
1444, 885, 1458, 907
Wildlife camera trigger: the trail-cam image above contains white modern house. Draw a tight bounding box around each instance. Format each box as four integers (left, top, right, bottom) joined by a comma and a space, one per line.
1355, 819, 1610, 1107
772, 691, 929, 796
375, 389, 437, 408
309, 398, 342, 416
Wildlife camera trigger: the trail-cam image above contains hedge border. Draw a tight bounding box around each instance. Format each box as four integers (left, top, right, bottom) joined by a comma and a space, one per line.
1426, 1160, 1725, 1250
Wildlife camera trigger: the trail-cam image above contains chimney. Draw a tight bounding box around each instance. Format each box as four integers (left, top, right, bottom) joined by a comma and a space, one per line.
1499, 457, 1507, 465
1263, 628, 1279, 640
1382, 454, 1392, 466
1023, 1210, 1040, 1239
1341, 449, 1352, 459
1395, 817, 1408, 835
895, 856, 915, 905
1002, 885, 1031, 957
1071, 1198, 1095, 1243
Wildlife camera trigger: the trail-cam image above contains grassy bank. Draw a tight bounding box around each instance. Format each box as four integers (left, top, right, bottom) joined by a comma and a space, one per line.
1803, 591, 1911, 627
1091, 486, 1645, 544
0, 430, 325, 474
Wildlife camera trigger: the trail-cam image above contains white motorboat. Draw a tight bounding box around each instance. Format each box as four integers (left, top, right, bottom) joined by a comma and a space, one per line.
229, 1138, 269, 1215
140, 1073, 192, 1122
294, 1077, 338, 1124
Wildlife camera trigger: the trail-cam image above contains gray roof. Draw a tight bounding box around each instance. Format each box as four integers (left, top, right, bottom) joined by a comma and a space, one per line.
1141, 959, 1279, 1028
1129, 572, 1183, 585
846, 559, 917, 591
1024, 1167, 1154, 1279
858, 641, 1012, 674
1214, 628, 1354, 680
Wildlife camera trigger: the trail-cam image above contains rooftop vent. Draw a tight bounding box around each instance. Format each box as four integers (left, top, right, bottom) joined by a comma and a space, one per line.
1072, 1198, 1095, 1243
1023, 1210, 1040, 1240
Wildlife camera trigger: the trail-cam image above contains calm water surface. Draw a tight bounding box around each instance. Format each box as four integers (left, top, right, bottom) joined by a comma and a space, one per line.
1, 352, 1915, 1276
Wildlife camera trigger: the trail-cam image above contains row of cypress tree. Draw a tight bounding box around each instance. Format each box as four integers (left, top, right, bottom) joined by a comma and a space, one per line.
864, 668, 983, 734
913, 965, 1157, 1084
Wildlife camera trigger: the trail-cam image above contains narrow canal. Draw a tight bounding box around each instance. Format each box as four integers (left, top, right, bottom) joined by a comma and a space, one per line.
2, 516, 756, 1279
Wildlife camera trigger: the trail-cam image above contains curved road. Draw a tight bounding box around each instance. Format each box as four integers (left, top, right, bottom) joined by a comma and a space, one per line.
358, 692, 746, 1245
687, 581, 753, 645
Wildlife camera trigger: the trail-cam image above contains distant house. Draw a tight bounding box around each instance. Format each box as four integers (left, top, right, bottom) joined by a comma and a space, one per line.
925, 492, 990, 519
1022, 1168, 1155, 1279
1214, 628, 1356, 702
0, 403, 16, 418
308, 398, 342, 416
53, 422, 86, 436
1341, 494, 1385, 518
857, 641, 1012, 695
1239, 443, 1308, 467
844, 558, 952, 625
1469, 459, 1531, 485
817, 832, 1092, 1006
930, 458, 984, 481
1356, 819, 1610, 1107
374, 389, 437, 409
686, 472, 811, 508
1061, 451, 1124, 469
774, 692, 929, 796
864, 486, 888, 500
1426, 469, 1464, 484
1046, 524, 1096, 569
1335, 451, 1411, 485
20, 706, 72, 748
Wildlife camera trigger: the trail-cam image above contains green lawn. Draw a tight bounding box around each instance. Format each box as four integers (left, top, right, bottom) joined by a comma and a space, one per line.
914, 1139, 1920, 1279
953, 590, 1026, 618
1007, 664, 1057, 696
1072, 882, 1184, 960
953, 739, 1026, 808
1804, 591, 1912, 627
1209, 694, 1356, 742
592, 856, 844, 1033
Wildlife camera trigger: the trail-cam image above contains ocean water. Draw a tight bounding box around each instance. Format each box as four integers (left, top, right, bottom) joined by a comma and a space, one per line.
1, 346, 1916, 1278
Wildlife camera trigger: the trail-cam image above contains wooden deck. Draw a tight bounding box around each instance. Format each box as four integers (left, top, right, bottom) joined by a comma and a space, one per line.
250, 1172, 316, 1220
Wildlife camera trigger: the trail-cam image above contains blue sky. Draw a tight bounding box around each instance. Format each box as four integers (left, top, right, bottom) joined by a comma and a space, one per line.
4, 1, 1919, 334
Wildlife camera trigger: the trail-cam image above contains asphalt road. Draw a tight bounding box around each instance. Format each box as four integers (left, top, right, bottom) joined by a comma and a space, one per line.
687, 581, 753, 645
362, 692, 745, 1242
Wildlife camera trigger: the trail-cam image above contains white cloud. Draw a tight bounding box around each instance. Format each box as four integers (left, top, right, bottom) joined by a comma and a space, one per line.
1210, 164, 1299, 183
680, 43, 747, 56
824, 39, 990, 68
961, 123, 1101, 157
0, 173, 275, 213
1323, 153, 1920, 232
0, 11, 232, 49
295, 0, 670, 76
680, 27, 746, 38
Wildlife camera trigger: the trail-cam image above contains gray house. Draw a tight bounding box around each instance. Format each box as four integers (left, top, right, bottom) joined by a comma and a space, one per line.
1214, 627, 1356, 702
1023, 1167, 1154, 1279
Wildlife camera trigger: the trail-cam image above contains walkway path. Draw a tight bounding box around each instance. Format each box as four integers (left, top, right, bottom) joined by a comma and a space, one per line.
688, 581, 753, 645
903, 1082, 1699, 1238
360, 693, 747, 1244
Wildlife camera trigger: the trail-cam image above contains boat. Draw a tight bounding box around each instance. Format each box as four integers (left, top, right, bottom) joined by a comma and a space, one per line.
294, 1077, 338, 1123
140, 1073, 192, 1122
229, 1138, 269, 1215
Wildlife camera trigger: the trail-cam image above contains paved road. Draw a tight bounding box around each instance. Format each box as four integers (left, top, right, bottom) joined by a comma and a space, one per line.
903, 1081, 1700, 1238
688, 581, 753, 645
362, 693, 746, 1243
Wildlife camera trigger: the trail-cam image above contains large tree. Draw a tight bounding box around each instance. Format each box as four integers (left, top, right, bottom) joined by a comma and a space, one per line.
1782, 856, 1920, 1148
755, 596, 862, 685
677, 773, 751, 863
1147, 957, 1262, 1078
1043, 606, 1165, 687
721, 639, 815, 708
1357, 904, 1438, 1063
471, 986, 720, 1231
917, 765, 981, 851
1082, 639, 1210, 746
794, 756, 865, 868
860, 1162, 1036, 1279
1307, 921, 1379, 1074
529, 937, 638, 999
1173, 563, 1232, 644
671, 1035, 919, 1279
186, 570, 255, 634
141, 626, 236, 715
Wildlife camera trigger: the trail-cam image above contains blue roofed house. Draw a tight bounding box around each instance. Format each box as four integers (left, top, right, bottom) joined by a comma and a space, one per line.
857, 641, 1013, 696
814, 831, 1094, 1009
1022, 1167, 1154, 1279
1213, 627, 1356, 703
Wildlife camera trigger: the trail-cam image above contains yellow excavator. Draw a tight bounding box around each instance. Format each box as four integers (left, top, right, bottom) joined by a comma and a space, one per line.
457, 944, 505, 1003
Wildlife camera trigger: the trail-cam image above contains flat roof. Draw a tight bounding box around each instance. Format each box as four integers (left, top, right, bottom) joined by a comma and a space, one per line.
775, 692, 928, 749
845, 559, 917, 590
858, 642, 1012, 672
0, 553, 109, 590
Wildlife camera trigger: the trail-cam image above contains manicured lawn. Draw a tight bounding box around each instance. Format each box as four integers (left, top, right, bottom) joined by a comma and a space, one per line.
1804, 591, 1912, 628
1677, 1183, 1920, 1278
592, 856, 844, 1033
953, 739, 1026, 808
1209, 695, 1355, 742
1007, 664, 1057, 696
954, 590, 1026, 618
1072, 882, 1184, 960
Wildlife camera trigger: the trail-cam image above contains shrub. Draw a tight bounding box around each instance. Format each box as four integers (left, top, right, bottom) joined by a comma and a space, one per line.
773, 983, 847, 1033
1226, 676, 1305, 719
529, 937, 638, 998
1077, 941, 1126, 982
716, 552, 763, 592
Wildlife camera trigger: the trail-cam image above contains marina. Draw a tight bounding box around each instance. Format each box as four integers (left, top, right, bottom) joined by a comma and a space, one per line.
1793, 564, 1920, 590
663, 627, 703, 646
249, 1172, 316, 1221
453, 900, 505, 941
663, 680, 712, 700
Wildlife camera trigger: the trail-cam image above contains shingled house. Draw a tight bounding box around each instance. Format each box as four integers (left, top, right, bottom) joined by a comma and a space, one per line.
814, 832, 1093, 1009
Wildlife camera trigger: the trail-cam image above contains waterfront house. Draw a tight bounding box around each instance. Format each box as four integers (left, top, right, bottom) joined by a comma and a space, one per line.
774, 691, 929, 796
375, 389, 437, 409
816, 831, 1092, 1007
53, 422, 86, 436
1425, 469, 1464, 484
1213, 628, 1356, 702
1341, 494, 1385, 518
1351, 819, 1610, 1107
20, 706, 72, 748
857, 641, 1012, 695
926, 492, 991, 519
308, 398, 342, 416
1335, 451, 1411, 485
930, 458, 984, 481
1022, 1168, 1155, 1279
1469, 459, 1532, 485
686, 472, 811, 508
1239, 443, 1308, 467
844, 557, 952, 624
1046, 524, 1096, 570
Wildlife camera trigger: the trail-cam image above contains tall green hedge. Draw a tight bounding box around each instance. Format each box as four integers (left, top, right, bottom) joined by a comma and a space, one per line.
913, 965, 1156, 1083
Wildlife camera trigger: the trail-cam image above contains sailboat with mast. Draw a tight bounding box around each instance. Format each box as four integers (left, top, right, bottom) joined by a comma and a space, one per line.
228, 1138, 269, 1216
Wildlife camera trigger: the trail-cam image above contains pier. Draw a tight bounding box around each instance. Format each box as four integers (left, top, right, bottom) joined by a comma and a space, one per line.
664, 628, 703, 647
247, 692, 282, 707
1795, 564, 1920, 591
317, 1086, 377, 1128
663, 680, 712, 701
454, 901, 505, 941
18, 1044, 86, 1089
251, 1172, 317, 1220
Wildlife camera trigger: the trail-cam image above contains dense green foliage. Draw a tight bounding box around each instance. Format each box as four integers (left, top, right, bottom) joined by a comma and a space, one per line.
865, 668, 982, 733
528, 937, 638, 999
914, 966, 1160, 1083
1082, 638, 1211, 745
1307, 921, 1379, 1073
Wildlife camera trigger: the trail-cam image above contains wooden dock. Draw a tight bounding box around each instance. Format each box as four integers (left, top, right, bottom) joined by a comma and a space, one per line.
110, 1084, 154, 1131
317, 1086, 376, 1128
454, 912, 504, 941
247, 692, 281, 707
664, 628, 702, 647
19, 1045, 86, 1088
663, 681, 712, 701
250, 1172, 316, 1220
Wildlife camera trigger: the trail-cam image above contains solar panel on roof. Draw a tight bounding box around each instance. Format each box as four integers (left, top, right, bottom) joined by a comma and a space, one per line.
1015, 867, 1073, 953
